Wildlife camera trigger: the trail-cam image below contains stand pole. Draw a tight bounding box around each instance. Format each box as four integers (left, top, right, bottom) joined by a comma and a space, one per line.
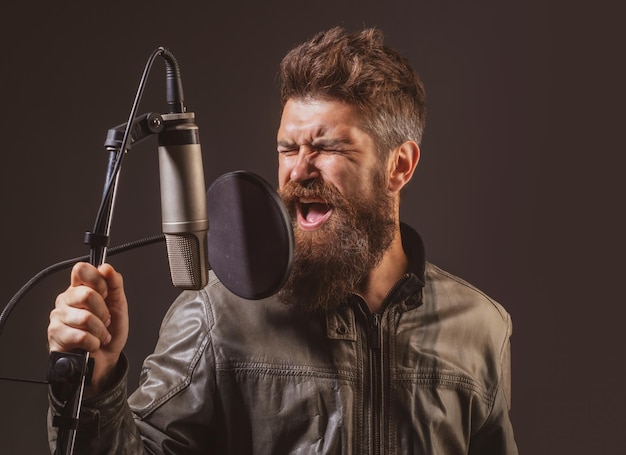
51, 146, 120, 455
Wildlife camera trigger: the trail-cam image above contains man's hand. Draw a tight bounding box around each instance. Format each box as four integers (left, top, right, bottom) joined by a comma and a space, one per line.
48, 262, 129, 395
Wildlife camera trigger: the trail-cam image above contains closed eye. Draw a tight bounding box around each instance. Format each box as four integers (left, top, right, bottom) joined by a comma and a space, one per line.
311, 138, 354, 155
277, 147, 299, 155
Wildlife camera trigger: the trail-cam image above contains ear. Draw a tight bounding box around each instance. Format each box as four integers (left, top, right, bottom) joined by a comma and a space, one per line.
387, 141, 420, 193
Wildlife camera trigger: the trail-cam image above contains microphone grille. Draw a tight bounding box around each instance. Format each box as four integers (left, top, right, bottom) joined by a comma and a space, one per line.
164, 232, 209, 290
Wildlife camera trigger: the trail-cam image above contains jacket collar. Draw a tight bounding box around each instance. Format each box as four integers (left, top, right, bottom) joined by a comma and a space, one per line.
400, 222, 426, 286
327, 222, 426, 338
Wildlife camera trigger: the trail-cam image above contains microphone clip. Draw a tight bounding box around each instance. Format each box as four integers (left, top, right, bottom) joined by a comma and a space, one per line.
104, 112, 164, 153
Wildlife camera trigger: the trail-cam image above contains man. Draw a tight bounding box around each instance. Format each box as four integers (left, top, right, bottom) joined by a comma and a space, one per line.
47, 27, 518, 454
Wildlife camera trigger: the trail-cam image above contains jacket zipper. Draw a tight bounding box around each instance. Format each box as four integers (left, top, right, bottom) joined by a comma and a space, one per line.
369, 312, 382, 455
365, 274, 410, 455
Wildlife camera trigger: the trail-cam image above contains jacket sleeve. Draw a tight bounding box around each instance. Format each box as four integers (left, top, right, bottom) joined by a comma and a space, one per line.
47, 288, 218, 455
128, 288, 218, 453
468, 315, 519, 455
47, 354, 147, 454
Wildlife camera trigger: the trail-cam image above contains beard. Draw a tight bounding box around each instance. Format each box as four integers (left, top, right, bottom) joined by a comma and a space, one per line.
277, 171, 396, 312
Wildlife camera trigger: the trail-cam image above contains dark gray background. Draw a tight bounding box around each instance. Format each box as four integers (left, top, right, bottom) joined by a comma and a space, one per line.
0, 1, 623, 453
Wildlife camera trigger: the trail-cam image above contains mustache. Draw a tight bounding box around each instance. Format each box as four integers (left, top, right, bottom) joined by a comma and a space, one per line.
278, 180, 347, 210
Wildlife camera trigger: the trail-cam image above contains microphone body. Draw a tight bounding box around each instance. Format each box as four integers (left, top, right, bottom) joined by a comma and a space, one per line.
158, 112, 209, 289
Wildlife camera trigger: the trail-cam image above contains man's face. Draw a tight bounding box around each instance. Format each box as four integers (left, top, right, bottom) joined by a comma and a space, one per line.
277, 98, 384, 228
276, 98, 397, 310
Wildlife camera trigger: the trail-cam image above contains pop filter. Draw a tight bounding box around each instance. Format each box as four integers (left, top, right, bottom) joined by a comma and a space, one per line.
207, 171, 294, 300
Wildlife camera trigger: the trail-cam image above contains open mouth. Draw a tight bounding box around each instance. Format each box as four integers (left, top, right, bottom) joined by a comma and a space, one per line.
296, 198, 333, 230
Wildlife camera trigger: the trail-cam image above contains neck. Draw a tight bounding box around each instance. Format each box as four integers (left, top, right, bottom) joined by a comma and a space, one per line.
358, 225, 407, 313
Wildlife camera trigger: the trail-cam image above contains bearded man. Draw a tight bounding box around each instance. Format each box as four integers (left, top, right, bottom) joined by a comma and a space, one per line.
47, 27, 518, 454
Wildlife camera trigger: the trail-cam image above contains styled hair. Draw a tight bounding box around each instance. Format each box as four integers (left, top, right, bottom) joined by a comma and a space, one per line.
278, 26, 427, 158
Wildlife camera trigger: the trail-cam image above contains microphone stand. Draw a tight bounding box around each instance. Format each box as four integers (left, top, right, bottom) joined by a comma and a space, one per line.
47, 46, 181, 455
49, 112, 163, 455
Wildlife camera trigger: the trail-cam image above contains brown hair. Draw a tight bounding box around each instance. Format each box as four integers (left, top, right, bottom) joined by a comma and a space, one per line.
278, 26, 427, 158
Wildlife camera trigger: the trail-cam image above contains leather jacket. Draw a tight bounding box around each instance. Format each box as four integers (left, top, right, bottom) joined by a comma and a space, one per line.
48, 225, 518, 454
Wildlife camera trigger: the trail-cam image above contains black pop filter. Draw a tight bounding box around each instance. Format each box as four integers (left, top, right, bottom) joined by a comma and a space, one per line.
207, 171, 294, 300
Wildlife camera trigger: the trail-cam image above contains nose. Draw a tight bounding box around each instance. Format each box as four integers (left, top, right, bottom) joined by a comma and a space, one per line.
290, 147, 320, 185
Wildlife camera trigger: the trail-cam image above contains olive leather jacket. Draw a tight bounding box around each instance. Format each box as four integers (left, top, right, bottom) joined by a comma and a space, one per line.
48, 226, 518, 454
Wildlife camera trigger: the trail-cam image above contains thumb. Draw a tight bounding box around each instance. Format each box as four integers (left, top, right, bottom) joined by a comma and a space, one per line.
96, 263, 128, 353
98, 263, 126, 309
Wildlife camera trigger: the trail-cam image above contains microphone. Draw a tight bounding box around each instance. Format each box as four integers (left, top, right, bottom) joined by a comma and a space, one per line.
158, 111, 209, 290
156, 48, 209, 290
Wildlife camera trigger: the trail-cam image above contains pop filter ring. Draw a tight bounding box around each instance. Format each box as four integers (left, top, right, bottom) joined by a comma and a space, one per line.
207, 171, 294, 300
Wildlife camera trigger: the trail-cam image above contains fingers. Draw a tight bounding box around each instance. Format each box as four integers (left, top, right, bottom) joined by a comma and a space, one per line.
70, 262, 109, 299
48, 306, 111, 352
48, 262, 115, 353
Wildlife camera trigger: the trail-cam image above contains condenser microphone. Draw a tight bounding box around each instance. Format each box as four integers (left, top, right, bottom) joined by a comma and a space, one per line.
156, 48, 208, 290
158, 111, 209, 289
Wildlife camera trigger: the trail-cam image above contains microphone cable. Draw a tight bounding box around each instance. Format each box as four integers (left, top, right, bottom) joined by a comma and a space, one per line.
0, 234, 166, 385
90, 47, 177, 266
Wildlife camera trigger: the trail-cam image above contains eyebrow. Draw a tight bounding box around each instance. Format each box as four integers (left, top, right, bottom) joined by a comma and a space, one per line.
311, 137, 353, 148
276, 137, 353, 149
277, 139, 297, 149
